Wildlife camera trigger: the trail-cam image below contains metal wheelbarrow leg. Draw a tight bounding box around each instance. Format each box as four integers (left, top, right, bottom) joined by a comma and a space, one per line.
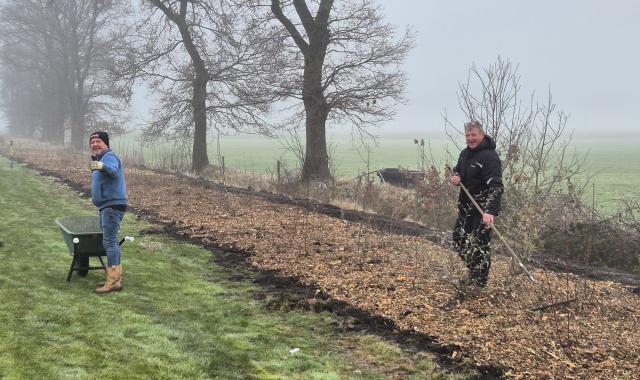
65, 238, 108, 282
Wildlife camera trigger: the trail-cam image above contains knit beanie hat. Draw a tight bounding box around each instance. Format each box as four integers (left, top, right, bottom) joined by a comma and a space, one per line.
89, 131, 109, 147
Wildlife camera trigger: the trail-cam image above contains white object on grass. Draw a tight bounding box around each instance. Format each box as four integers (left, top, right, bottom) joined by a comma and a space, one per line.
125, 236, 135, 242
289, 348, 300, 354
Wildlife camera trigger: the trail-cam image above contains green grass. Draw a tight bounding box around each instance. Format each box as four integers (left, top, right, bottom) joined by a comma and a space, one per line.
573, 135, 640, 209
0, 155, 466, 380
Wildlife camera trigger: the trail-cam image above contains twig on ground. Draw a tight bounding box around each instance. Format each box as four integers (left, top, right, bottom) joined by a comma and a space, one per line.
531, 298, 578, 312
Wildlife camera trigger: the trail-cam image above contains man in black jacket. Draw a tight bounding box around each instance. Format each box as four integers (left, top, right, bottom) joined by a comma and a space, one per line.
450, 121, 503, 287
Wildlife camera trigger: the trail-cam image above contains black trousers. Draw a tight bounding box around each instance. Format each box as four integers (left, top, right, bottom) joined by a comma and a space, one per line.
452, 206, 492, 285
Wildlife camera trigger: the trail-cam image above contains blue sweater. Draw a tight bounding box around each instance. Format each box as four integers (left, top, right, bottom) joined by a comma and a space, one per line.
91, 149, 128, 210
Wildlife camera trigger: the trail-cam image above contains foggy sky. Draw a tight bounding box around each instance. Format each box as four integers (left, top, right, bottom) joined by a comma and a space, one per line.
377, 0, 640, 137
3, 1, 637, 138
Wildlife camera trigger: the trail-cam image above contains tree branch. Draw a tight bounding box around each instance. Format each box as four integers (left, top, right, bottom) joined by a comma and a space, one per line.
271, 0, 308, 52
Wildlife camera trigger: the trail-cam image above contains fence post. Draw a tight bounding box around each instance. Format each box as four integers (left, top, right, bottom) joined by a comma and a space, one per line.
277, 160, 281, 183
221, 156, 226, 186
10, 140, 14, 168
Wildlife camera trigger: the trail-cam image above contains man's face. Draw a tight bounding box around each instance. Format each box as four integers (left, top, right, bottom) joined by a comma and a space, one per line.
90, 138, 108, 156
465, 128, 484, 149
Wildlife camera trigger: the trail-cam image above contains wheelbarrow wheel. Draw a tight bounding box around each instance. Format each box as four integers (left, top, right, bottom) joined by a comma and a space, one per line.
76, 256, 89, 277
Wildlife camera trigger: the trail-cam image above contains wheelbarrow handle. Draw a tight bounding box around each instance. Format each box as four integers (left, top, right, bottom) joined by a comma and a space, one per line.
118, 236, 135, 246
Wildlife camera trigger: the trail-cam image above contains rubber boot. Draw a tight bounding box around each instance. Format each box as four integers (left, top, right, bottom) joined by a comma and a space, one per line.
96, 265, 123, 288
95, 266, 122, 294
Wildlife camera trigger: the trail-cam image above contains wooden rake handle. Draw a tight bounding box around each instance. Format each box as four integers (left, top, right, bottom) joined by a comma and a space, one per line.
450, 167, 537, 283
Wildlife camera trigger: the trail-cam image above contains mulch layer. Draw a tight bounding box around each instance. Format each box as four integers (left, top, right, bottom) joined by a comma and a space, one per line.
6, 141, 640, 379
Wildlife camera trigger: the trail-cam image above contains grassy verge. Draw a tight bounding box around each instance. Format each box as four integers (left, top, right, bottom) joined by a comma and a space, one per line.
0, 156, 467, 380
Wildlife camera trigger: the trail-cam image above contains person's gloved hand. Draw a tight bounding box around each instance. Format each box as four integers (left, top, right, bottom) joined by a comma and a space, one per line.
89, 161, 104, 171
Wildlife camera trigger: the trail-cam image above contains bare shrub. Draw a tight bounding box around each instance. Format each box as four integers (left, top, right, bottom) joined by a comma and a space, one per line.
443, 57, 639, 274
540, 198, 640, 273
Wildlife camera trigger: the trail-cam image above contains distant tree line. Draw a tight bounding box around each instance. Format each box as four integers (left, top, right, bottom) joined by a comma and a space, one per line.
0, 0, 414, 180
0, 0, 130, 149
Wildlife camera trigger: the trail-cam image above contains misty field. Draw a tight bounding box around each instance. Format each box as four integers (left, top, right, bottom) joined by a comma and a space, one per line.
111, 132, 639, 211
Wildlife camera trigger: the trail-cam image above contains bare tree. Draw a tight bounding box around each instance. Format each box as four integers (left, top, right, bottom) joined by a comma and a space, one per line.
143, 0, 211, 172
268, 0, 414, 181
51, 0, 131, 148
443, 57, 591, 262
122, 0, 285, 174
0, 69, 44, 138
444, 57, 587, 199
0, 0, 68, 141
0, 0, 131, 148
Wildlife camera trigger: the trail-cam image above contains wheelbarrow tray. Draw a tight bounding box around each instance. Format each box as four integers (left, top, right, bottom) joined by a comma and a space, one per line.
55, 215, 108, 281
55, 216, 105, 256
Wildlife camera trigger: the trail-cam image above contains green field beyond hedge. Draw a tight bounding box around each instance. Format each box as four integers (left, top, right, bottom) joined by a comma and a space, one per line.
111, 132, 639, 211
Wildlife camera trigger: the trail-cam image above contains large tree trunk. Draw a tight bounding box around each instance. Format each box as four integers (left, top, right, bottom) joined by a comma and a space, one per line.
162, 0, 210, 174
300, 33, 331, 181
70, 88, 85, 149
191, 71, 209, 173
41, 115, 65, 144
41, 91, 66, 144
70, 110, 85, 150
301, 73, 331, 181
302, 106, 331, 181
270, 0, 334, 182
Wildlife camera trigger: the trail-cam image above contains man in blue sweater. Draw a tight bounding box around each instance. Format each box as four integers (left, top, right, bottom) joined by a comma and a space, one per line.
89, 131, 128, 294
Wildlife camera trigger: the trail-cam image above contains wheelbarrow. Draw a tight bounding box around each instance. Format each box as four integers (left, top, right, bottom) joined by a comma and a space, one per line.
55, 216, 134, 282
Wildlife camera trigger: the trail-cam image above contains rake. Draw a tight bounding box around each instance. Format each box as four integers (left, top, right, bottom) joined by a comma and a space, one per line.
455, 175, 537, 283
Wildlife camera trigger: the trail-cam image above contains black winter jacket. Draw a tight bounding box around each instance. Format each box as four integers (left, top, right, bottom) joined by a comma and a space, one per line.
453, 136, 503, 216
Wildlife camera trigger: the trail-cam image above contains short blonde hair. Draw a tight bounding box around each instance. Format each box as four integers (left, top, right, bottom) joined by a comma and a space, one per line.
464, 120, 484, 133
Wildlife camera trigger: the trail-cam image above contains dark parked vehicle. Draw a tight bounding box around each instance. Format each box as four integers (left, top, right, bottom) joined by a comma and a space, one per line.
376, 168, 425, 188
